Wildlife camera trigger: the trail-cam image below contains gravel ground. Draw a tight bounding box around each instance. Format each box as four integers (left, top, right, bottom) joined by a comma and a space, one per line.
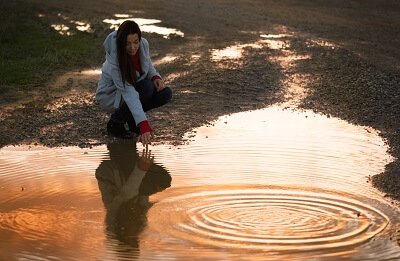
1, 0, 400, 202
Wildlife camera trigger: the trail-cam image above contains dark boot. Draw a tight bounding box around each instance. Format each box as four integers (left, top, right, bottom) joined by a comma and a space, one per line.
127, 117, 140, 136
107, 120, 132, 139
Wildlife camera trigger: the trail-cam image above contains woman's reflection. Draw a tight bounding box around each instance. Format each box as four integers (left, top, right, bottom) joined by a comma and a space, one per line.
95, 141, 171, 258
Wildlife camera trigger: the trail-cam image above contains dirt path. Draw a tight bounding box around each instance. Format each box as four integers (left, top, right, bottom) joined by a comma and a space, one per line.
1, 0, 400, 201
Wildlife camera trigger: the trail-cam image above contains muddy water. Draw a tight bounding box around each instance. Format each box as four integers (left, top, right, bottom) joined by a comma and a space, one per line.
1, 106, 399, 260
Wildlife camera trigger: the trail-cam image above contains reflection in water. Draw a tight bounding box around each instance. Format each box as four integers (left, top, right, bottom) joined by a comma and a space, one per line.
143, 106, 400, 260
103, 15, 184, 38
0, 146, 108, 260
95, 141, 171, 259
1, 107, 400, 260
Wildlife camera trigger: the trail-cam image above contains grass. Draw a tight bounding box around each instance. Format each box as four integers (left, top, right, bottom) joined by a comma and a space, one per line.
0, 0, 98, 102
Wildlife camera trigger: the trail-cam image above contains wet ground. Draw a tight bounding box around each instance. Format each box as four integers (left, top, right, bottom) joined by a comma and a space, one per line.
1, 107, 400, 260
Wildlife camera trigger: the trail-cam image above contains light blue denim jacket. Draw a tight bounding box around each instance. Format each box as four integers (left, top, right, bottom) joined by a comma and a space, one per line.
96, 31, 161, 125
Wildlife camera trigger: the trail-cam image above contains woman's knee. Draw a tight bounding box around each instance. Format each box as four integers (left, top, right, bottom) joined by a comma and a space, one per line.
163, 86, 173, 102
136, 80, 156, 101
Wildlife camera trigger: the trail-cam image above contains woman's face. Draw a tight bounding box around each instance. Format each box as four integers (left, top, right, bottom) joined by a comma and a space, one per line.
126, 33, 140, 55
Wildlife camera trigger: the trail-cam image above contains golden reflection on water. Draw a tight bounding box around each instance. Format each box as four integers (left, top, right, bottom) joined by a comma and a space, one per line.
148, 185, 388, 254
151, 107, 392, 192
96, 142, 171, 258
142, 107, 400, 260
0, 146, 107, 260
0, 143, 173, 260
0, 107, 399, 260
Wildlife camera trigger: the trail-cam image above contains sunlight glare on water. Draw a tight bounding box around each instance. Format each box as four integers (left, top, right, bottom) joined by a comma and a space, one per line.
103, 15, 184, 38
212, 33, 293, 62
146, 106, 400, 260
211, 42, 263, 61
0, 106, 399, 260
46, 13, 93, 35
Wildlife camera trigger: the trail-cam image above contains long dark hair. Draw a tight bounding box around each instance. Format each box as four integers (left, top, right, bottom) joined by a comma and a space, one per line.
116, 20, 142, 86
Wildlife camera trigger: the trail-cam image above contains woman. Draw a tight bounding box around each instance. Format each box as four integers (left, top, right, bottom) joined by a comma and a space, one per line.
96, 20, 172, 146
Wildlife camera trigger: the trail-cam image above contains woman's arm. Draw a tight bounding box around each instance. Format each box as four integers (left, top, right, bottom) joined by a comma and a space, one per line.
108, 64, 148, 125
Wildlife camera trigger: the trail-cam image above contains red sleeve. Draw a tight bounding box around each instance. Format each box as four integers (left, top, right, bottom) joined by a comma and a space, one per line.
151, 75, 162, 81
139, 120, 153, 134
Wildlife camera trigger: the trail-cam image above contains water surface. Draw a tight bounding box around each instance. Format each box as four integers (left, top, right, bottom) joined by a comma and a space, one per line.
0, 106, 399, 260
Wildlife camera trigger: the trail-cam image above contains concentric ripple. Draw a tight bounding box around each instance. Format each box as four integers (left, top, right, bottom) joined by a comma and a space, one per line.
149, 186, 389, 253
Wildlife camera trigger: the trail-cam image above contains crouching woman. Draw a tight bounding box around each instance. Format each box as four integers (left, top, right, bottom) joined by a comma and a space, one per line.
96, 20, 172, 146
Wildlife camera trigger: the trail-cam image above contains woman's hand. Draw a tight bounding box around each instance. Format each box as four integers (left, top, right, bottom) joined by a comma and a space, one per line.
138, 131, 155, 148
138, 120, 154, 148
153, 78, 166, 92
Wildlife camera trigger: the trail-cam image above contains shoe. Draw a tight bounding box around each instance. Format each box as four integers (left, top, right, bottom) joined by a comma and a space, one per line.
107, 120, 132, 139
127, 118, 140, 136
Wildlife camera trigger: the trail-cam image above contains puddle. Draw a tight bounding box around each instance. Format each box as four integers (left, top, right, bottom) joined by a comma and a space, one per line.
211, 33, 292, 61
51, 24, 71, 36
210, 33, 292, 72
103, 15, 184, 39
47, 13, 93, 35
44, 13, 183, 38
1, 106, 399, 260
211, 42, 264, 61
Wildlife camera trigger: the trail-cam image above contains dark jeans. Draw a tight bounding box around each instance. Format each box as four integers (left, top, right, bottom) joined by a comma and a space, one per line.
111, 79, 172, 125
